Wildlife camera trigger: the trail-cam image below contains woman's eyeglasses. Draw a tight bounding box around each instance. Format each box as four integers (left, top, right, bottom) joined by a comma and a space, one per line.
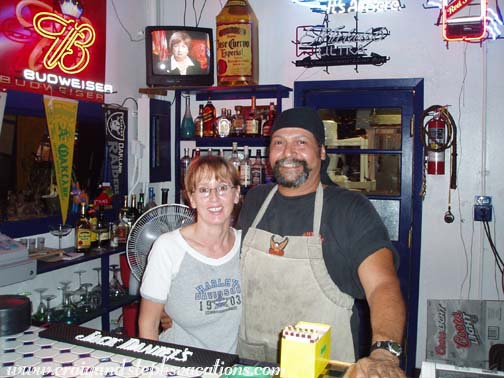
194, 184, 234, 198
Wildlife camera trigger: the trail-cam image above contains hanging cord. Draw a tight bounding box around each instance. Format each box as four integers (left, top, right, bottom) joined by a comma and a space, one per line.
483, 217, 504, 294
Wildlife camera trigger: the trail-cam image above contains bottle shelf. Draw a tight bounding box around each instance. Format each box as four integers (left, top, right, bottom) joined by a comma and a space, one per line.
176, 84, 291, 101
174, 84, 292, 203
181, 136, 270, 148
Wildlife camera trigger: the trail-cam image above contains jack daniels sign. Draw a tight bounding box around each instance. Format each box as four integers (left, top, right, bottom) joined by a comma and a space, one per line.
293, 20, 390, 69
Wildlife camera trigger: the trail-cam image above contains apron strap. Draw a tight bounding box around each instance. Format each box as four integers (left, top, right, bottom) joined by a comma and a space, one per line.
313, 183, 323, 235
250, 185, 278, 228
251, 183, 324, 235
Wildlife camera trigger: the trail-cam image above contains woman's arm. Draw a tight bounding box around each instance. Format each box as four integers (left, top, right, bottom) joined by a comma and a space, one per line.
138, 298, 165, 341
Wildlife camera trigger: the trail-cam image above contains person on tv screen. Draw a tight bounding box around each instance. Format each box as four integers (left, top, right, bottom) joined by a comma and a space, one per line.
156, 31, 204, 76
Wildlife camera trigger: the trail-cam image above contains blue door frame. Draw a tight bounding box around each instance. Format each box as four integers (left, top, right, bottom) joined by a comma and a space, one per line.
294, 78, 424, 376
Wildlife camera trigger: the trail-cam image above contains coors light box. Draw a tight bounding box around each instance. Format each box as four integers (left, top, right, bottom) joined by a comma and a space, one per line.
426, 299, 504, 369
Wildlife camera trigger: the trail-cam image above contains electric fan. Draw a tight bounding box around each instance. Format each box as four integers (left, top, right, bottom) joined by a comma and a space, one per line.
126, 204, 196, 282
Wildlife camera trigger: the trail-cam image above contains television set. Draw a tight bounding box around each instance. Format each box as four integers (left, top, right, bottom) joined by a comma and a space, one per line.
145, 26, 214, 87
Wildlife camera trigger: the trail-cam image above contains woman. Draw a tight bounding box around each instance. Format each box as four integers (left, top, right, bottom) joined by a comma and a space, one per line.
139, 155, 242, 354
158, 31, 204, 75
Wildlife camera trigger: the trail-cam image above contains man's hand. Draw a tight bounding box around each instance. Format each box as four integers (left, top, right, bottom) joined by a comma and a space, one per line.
160, 309, 173, 330
353, 350, 405, 378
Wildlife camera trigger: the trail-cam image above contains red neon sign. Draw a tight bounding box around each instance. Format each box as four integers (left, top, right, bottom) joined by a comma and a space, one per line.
0, 0, 107, 102
442, 0, 488, 42
445, 0, 470, 18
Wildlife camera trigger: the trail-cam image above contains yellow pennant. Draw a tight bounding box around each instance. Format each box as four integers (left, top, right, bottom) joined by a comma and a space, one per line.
43, 96, 78, 225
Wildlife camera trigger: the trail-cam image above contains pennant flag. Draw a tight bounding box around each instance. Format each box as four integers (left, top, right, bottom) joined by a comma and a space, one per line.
103, 104, 128, 198
43, 96, 78, 224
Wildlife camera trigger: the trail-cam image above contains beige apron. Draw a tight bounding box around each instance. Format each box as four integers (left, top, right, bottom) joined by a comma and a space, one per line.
238, 184, 356, 363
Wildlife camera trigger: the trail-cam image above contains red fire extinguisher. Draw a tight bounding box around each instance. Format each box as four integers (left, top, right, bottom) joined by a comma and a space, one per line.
426, 115, 446, 175
421, 105, 458, 223
421, 105, 455, 176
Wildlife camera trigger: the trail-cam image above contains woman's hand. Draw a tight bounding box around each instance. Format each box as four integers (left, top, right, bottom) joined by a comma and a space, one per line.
160, 309, 173, 330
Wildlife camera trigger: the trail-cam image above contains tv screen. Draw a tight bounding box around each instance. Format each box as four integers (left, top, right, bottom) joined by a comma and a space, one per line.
145, 26, 214, 87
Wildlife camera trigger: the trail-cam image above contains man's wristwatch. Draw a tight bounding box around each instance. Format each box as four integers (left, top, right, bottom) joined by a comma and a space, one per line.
370, 340, 403, 358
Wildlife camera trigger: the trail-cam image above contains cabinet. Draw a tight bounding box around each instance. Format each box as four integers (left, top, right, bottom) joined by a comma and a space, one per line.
36, 246, 138, 331
173, 85, 292, 202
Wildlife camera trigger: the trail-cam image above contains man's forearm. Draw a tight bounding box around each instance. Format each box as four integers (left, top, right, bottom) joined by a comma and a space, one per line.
368, 280, 405, 344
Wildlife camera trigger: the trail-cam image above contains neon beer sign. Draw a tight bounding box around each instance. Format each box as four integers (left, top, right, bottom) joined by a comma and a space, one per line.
0, 0, 110, 102
33, 12, 96, 74
442, 0, 488, 41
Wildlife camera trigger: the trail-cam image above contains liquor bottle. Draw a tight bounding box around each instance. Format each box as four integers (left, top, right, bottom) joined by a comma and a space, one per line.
216, 0, 259, 86
245, 96, 261, 137
127, 194, 139, 227
137, 192, 145, 215
161, 188, 169, 205
251, 149, 264, 187
191, 148, 201, 163
75, 202, 92, 252
261, 102, 276, 137
109, 221, 118, 248
203, 98, 216, 137
119, 195, 130, 223
194, 104, 204, 138
86, 204, 97, 247
180, 148, 191, 190
216, 108, 231, 137
231, 106, 245, 136
116, 216, 128, 244
96, 205, 109, 245
239, 145, 252, 191
116, 195, 130, 241
144, 187, 157, 211
181, 95, 195, 138
229, 141, 241, 174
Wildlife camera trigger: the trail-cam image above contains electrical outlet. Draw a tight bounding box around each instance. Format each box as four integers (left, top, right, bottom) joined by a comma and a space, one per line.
474, 195, 492, 222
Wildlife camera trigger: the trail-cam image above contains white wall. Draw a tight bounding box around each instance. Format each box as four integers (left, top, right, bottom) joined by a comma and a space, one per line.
154, 0, 504, 368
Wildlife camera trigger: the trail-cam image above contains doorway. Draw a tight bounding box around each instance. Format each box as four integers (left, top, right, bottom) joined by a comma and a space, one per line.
295, 78, 424, 376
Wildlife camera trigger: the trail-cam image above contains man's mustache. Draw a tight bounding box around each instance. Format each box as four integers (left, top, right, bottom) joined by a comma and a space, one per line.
275, 158, 307, 168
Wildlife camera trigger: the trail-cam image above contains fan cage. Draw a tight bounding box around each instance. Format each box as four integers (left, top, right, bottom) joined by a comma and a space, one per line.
126, 204, 195, 282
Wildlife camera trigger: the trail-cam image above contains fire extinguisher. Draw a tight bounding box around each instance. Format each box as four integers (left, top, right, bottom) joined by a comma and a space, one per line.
426, 115, 447, 175
421, 105, 458, 223
421, 105, 456, 176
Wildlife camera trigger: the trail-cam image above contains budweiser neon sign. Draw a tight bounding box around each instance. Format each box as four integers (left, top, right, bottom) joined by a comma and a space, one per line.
0, 0, 109, 102
33, 12, 96, 75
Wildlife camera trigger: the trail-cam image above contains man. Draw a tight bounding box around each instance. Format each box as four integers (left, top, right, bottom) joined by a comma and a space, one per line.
235, 107, 406, 378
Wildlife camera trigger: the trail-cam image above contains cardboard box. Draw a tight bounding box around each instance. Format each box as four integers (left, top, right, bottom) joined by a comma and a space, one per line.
426, 299, 504, 368
280, 322, 331, 378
